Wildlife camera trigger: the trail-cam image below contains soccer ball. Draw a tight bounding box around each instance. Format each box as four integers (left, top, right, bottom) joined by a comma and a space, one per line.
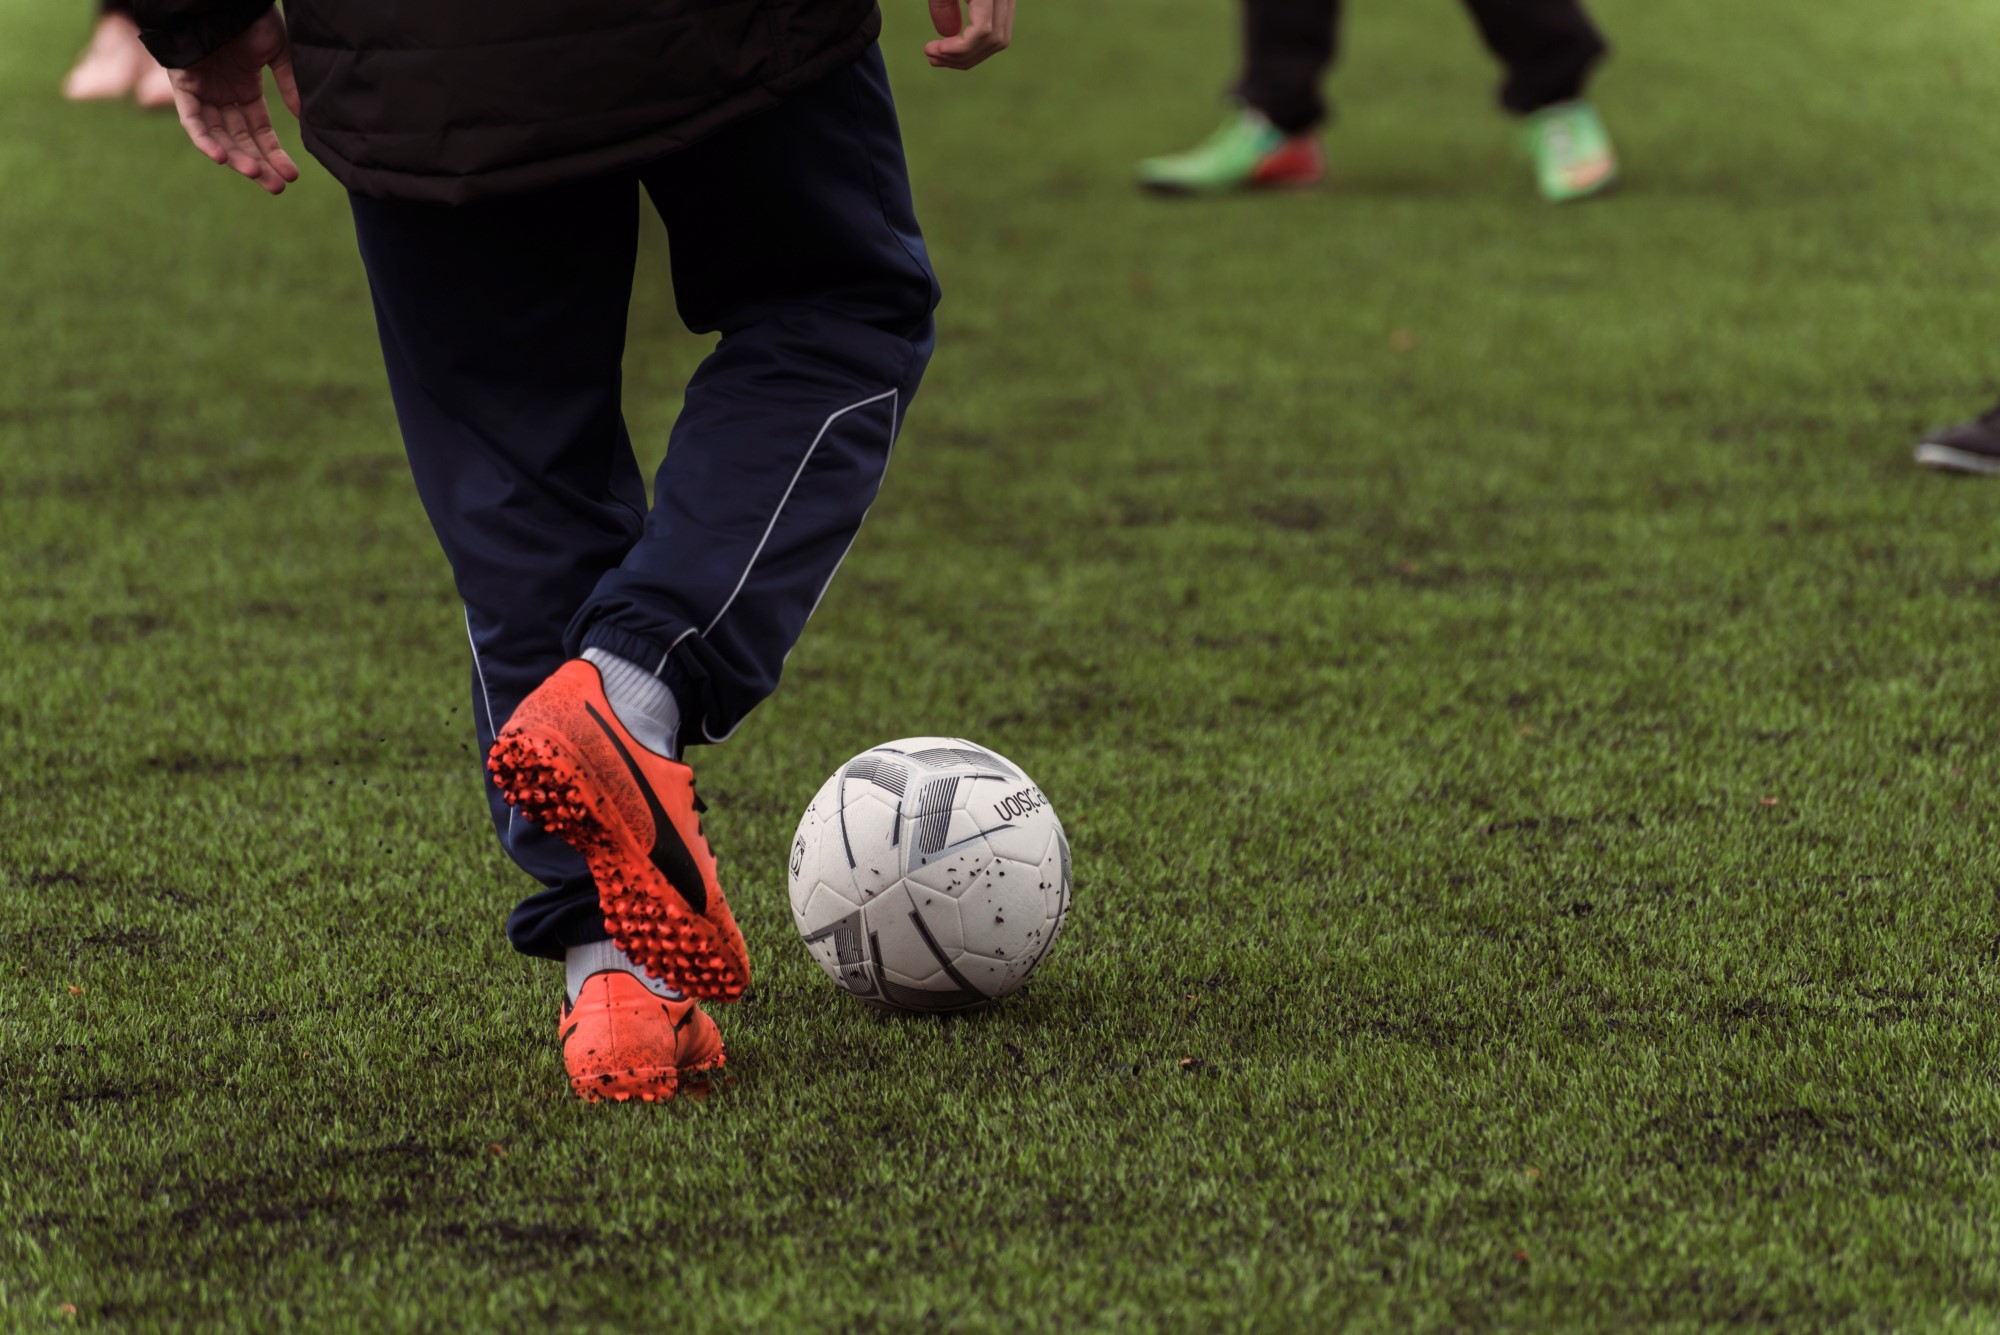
788, 737, 1072, 1012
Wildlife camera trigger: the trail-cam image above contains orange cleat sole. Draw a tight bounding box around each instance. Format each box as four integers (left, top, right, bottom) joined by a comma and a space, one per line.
568, 1048, 726, 1104
491, 731, 751, 1003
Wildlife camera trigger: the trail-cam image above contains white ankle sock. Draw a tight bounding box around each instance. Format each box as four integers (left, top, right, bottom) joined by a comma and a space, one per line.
565, 938, 685, 1005
581, 647, 680, 757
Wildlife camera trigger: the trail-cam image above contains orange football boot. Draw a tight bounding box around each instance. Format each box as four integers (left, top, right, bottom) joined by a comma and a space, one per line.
488, 659, 751, 1002
562, 970, 725, 1103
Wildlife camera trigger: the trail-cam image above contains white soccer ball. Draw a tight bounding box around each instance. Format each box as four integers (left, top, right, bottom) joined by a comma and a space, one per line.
788, 737, 1072, 1012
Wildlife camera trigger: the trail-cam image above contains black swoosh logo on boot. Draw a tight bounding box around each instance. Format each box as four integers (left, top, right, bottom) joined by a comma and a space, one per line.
584, 701, 709, 916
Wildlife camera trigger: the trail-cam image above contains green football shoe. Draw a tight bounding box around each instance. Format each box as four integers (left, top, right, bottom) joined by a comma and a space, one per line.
1523, 100, 1618, 202
1138, 109, 1326, 195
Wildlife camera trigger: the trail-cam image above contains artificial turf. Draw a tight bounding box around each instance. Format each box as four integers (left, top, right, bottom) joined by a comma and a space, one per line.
6, 0, 2000, 1327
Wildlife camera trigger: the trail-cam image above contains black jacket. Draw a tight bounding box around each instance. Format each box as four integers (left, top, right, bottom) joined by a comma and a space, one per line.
134, 0, 882, 204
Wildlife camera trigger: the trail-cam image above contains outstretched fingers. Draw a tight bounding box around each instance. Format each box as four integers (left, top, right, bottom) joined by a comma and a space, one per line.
924, 0, 1013, 69
216, 99, 280, 192
206, 102, 258, 180
162, 11, 301, 196
237, 99, 300, 186
253, 119, 300, 184
171, 79, 288, 193
173, 86, 230, 166
187, 93, 288, 194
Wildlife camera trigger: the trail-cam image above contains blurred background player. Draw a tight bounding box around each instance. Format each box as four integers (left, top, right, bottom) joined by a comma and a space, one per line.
1914, 399, 2000, 476
63, 0, 173, 107
1140, 0, 1616, 201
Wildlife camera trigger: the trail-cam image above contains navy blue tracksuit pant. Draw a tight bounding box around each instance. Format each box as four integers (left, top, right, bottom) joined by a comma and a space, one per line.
349, 48, 939, 959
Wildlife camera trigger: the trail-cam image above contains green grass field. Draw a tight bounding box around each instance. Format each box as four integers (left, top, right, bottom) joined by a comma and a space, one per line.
7, 0, 2000, 1327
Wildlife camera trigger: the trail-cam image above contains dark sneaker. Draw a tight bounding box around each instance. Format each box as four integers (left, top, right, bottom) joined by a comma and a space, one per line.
1915, 402, 2000, 476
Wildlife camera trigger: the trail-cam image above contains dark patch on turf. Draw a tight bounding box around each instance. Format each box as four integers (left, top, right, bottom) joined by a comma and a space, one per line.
26, 611, 173, 645
1191, 630, 1285, 651
1481, 812, 1644, 838
5, 456, 295, 503
78, 925, 169, 952
0, 920, 176, 958
1641, 1106, 1859, 1172
1035, 680, 1129, 721
1405, 780, 1498, 812
21, 866, 194, 904
1111, 495, 1176, 528
1387, 559, 1471, 589
1307, 992, 1475, 1050
1712, 997, 1793, 1032
142, 747, 384, 778
1224, 682, 1330, 718
491, 1220, 601, 1249
35, 1074, 199, 1127
427, 1217, 617, 1269
60, 1080, 167, 1105
999, 1040, 1064, 1082
321, 451, 404, 493
926, 423, 1003, 451
1250, 498, 1327, 532
98, 610, 165, 642
1561, 1008, 1670, 1042
1749, 726, 1802, 744
163, 1140, 470, 1233
144, 752, 252, 776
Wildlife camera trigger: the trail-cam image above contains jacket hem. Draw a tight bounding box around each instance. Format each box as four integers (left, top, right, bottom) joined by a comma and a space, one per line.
136, 0, 275, 69
303, 14, 883, 206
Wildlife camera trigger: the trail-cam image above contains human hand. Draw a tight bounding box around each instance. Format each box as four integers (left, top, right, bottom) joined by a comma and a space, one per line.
167, 8, 302, 195
925, 0, 1013, 69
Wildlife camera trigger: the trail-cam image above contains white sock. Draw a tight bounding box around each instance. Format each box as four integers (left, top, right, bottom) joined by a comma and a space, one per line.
565, 938, 685, 1005
581, 647, 680, 758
